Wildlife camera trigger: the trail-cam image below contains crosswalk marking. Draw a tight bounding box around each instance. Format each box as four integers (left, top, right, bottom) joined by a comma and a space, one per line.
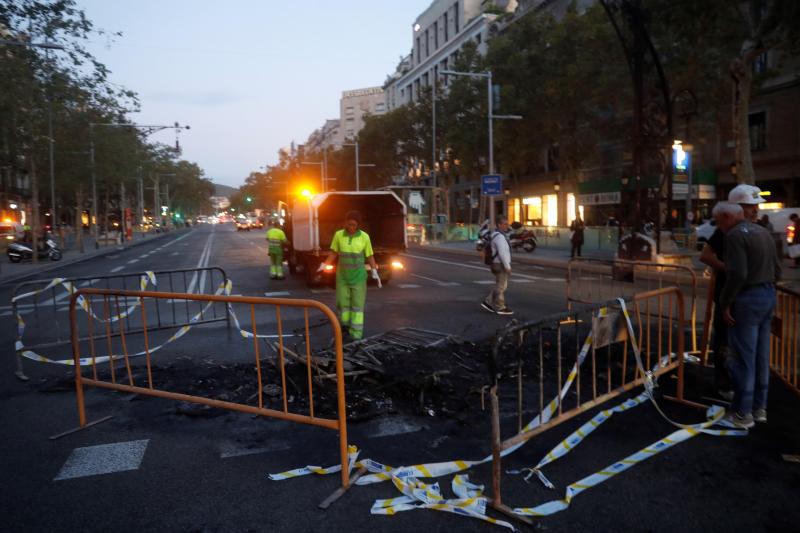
110, 266, 124, 273
219, 441, 290, 459
398, 284, 421, 289
127, 259, 139, 264
510, 279, 533, 283
54, 439, 149, 481
473, 280, 495, 285
264, 291, 290, 297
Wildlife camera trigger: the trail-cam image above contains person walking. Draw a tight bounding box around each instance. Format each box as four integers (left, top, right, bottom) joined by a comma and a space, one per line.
570, 216, 585, 258
481, 215, 513, 316
714, 201, 781, 429
319, 211, 378, 341
265, 219, 288, 280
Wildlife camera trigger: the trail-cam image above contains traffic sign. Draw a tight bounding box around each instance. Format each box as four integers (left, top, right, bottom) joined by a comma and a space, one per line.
481, 174, 503, 195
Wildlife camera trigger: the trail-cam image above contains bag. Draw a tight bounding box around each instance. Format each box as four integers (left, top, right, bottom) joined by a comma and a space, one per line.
483, 233, 498, 266
789, 244, 800, 259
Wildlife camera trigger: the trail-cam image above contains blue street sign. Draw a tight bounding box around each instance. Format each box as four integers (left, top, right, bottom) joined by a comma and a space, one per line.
481, 174, 503, 195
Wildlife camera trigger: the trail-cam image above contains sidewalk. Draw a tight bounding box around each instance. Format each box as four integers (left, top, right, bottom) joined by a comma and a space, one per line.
0, 229, 190, 286
421, 239, 800, 285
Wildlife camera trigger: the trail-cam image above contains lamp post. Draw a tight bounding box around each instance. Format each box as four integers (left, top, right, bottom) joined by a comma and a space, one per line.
342, 141, 376, 191
440, 69, 521, 224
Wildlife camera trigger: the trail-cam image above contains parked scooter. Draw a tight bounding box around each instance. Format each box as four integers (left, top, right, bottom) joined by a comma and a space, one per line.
508, 222, 537, 253
7, 236, 62, 263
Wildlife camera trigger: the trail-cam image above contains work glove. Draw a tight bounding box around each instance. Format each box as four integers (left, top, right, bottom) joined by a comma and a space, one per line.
317, 263, 326, 273
371, 268, 382, 289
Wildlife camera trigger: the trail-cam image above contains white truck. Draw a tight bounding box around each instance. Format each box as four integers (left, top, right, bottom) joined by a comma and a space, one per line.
286, 191, 407, 286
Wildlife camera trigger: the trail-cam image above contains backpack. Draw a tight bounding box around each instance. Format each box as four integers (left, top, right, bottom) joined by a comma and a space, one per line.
483, 231, 498, 266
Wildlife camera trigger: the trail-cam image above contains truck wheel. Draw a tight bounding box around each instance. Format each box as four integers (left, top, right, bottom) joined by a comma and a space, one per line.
305, 257, 320, 287
288, 254, 297, 274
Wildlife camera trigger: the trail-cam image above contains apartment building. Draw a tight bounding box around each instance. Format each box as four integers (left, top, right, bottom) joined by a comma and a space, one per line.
338, 86, 386, 143
306, 119, 341, 154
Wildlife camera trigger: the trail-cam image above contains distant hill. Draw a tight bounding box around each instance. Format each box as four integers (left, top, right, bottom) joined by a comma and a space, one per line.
213, 183, 238, 197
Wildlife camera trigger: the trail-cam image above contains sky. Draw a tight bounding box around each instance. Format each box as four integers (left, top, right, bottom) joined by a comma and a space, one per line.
77, 0, 432, 188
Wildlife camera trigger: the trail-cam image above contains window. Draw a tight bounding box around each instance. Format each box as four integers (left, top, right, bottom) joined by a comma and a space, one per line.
753, 52, 768, 75
375, 103, 385, 112
749, 111, 766, 151
444, 12, 449, 41
433, 21, 438, 49
454, 2, 459, 33
416, 37, 421, 63
422, 72, 429, 87
476, 33, 482, 45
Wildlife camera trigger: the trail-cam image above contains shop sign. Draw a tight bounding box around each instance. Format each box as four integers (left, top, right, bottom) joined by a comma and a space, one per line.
578, 192, 621, 205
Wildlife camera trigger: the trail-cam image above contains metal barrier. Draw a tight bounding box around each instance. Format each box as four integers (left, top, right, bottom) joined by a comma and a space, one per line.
567, 257, 700, 354
487, 287, 692, 524
771, 285, 800, 397
68, 288, 351, 488
11, 267, 230, 380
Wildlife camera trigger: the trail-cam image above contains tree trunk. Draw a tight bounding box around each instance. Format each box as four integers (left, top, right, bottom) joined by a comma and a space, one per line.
731, 48, 757, 184
30, 157, 39, 264
76, 185, 84, 253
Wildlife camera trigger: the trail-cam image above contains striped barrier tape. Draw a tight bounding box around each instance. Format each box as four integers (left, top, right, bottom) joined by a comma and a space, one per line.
512, 403, 732, 517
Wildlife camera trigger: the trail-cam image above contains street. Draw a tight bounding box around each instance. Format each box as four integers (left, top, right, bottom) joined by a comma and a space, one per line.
1, 223, 799, 532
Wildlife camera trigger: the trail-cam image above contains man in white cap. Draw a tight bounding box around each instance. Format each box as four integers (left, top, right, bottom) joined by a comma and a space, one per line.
728, 183, 765, 222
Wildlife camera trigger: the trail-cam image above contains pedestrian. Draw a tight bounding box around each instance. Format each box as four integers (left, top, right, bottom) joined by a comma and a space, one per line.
757, 214, 774, 232
570, 216, 585, 258
699, 216, 734, 400
319, 211, 378, 341
789, 213, 800, 269
481, 214, 513, 316
714, 201, 782, 428
728, 183, 764, 223
265, 218, 288, 280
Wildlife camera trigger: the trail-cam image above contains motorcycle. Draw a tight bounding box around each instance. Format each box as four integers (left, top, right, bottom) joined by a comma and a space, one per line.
508, 222, 537, 253
7, 237, 62, 263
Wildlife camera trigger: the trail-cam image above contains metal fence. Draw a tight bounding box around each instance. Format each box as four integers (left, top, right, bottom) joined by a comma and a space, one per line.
11, 267, 230, 380
486, 287, 692, 525
68, 287, 351, 488
771, 285, 800, 397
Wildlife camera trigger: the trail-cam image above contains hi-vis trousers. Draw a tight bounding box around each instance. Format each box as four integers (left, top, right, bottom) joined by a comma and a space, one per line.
336, 281, 366, 339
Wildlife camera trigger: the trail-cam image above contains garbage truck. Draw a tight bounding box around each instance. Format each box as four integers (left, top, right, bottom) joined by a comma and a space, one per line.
286, 191, 407, 286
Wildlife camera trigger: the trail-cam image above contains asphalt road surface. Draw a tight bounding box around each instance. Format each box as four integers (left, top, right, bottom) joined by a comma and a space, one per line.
1, 223, 798, 532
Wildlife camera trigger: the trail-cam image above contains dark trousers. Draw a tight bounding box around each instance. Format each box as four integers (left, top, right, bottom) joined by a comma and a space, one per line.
712, 303, 732, 391
570, 242, 582, 258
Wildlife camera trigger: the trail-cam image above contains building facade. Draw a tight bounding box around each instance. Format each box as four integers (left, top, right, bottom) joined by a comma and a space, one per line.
338, 86, 386, 143
306, 119, 341, 154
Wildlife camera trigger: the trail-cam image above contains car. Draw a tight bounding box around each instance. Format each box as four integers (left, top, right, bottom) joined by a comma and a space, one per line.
235, 215, 251, 231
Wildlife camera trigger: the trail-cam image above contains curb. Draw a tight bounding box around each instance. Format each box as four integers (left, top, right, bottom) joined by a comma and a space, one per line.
0, 228, 192, 286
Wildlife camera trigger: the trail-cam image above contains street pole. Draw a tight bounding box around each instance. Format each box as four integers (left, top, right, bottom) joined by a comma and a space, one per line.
432, 80, 437, 223
685, 144, 694, 230
153, 174, 160, 229
355, 141, 360, 191
487, 73, 494, 225
323, 148, 328, 193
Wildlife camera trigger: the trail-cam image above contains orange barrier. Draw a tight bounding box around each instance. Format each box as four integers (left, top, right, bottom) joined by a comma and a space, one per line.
488, 287, 694, 525
566, 257, 700, 354
771, 285, 800, 397
69, 288, 351, 488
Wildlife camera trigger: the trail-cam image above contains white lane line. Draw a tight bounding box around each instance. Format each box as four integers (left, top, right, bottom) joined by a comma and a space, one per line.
403, 253, 562, 282
170, 252, 179, 256
398, 284, 421, 289
510, 279, 533, 283
185, 232, 214, 294
264, 291, 290, 297
127, 259, 139, 264
408, 273, 460, 286
54, 440, 149, 481
310, 289, 333, 294
473, 280, 495, 285
110, 266, 124, 273
0, 311, 10, 317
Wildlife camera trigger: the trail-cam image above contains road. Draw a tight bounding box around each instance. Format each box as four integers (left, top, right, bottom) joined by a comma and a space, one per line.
1, 223, 798, 533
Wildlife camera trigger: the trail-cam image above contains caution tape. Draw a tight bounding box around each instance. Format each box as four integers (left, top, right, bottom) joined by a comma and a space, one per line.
512, 403, 734, 517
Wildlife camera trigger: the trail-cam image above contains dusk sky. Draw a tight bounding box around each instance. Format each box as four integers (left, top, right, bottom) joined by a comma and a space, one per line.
77, 0, 432, 188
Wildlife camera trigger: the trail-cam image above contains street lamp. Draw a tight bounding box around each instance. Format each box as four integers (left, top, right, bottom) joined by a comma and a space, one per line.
672, 139, 694, 229
440, 69, 522, 224
342, 141, 376, 191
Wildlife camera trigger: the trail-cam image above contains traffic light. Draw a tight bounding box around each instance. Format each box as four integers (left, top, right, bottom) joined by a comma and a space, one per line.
246, 196, 253, 203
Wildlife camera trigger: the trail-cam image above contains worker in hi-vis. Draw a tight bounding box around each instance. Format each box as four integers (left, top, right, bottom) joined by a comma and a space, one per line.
265, 219, 288, 280
319, 210, 378, 340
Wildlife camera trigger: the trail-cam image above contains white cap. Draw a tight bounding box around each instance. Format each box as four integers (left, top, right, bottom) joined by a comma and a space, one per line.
728, 184, 765, 205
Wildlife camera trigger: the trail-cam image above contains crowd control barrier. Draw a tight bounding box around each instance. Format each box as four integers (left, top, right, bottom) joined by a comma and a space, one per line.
68, 287, 351, 489
566, 257, 699, 354
487, 287, 693, 525
11, 267, 230, 380
771, 285, 800, 397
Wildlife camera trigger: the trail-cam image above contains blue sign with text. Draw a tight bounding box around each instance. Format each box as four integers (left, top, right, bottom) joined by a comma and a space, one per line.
481, 174, 503, 195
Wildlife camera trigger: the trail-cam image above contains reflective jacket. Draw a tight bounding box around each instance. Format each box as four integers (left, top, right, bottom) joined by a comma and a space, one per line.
330, 228, 374, 285
266, 227, 287, 253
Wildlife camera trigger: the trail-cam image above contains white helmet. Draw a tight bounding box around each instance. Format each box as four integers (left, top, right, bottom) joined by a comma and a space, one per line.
728, 184, 765, 205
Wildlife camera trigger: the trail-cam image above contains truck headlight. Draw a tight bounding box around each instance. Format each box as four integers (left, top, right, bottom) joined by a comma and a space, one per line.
391, 261, 404, 270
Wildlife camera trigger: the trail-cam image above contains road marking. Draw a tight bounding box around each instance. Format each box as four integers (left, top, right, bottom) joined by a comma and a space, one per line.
127, 259, 139, 264
409, 273, 460, 286
365, 417, 424, 439
310, 289, 333, 294
398, 284, 421, 289
404, 253, 562, 282
510, 279, 533, 283
264, 291, 290, 297
54, 440, 148, 481
171, 252, 179, 256
473, 280, 495, 285
219, 441, 291, 459
110, 266, 124, 273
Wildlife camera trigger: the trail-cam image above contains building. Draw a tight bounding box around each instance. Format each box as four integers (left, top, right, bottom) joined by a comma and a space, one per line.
338, 86, 386, 143
384, 0, 518, 110
306, 119, 341, 154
